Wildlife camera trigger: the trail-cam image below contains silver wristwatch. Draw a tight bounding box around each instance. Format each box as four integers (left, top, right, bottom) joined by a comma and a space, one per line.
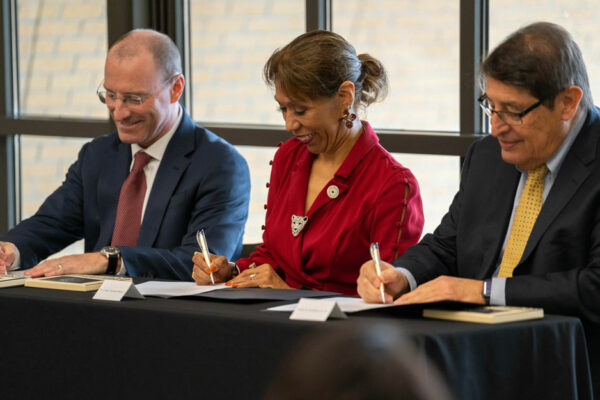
101, 246, 121, 275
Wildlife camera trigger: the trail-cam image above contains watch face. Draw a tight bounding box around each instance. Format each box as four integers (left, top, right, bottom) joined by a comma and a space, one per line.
102, 246, 120, 256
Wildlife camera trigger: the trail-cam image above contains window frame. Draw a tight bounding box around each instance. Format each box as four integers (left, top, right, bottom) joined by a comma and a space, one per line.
0, 0, 488, 233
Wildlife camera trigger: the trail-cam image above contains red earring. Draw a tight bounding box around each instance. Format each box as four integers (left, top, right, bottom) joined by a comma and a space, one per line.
341, 106, 356, 128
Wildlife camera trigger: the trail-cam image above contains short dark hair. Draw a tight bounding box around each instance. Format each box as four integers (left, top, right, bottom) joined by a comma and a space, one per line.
263, 30, 388, 110
264, 321, 451, 400
480, 22, 592, 112
111, 29, 182, 81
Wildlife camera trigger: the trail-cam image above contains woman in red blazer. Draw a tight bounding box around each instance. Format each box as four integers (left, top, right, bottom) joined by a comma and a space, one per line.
192, 30, 424, 295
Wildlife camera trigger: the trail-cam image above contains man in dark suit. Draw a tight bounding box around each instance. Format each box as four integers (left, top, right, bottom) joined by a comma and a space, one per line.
0, 29, 250, 280
358, 21, 600, 392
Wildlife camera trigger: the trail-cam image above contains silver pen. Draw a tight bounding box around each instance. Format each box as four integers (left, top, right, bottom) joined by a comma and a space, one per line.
196, 229, 215, 285
370, 242, 386, 303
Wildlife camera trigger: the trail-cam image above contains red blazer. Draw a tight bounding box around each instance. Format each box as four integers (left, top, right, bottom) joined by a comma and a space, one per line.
237, 122, 424, 295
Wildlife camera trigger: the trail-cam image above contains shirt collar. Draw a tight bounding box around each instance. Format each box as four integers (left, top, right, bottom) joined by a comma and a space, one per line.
131, 103, 183, 161
544, 108, 587, 176
334, 121, 378, 179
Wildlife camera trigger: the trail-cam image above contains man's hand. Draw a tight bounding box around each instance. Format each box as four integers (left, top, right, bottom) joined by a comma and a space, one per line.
395, 276, 485, 305
0, 241, 18, 273
192, 252, 231, 285
24, 253, 109, 277
357, 260, 409, 303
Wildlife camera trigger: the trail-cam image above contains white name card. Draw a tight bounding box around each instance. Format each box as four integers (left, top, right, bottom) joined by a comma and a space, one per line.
289, 298, 347, 322
93, 280, 145, 302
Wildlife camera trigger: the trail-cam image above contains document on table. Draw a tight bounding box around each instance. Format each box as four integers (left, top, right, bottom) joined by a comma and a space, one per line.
135, 281, 228, 298
265, 296, 395, 313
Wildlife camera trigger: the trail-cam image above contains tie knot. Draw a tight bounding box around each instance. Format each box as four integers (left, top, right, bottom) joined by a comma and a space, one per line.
132, 151, 152, 172
528, 164, 548, 182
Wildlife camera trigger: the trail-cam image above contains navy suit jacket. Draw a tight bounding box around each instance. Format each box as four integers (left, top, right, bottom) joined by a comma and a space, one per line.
1, 109, 250, 280
395, 106, 600, 323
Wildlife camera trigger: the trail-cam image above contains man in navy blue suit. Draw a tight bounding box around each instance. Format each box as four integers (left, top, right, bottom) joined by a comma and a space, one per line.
0, 29, 250, 280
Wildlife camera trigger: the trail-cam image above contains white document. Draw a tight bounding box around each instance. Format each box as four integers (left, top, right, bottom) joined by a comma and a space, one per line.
93, 280, 145, 301
135, 281, 228, 298
267, 296, 395, 313
289, 298, 347, 322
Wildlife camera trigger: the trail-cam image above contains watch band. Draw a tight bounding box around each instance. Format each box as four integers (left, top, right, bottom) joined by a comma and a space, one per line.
482, 279, 492, 305
228, 262, 240, 278
102, 246, 120, 275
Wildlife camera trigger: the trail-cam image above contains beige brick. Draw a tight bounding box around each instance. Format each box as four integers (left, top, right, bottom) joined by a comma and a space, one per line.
40, 3, 61, 19
29, 39, 58, 55
31, 57, 73, 72
197, 52, 237, 65
191, 68, 215, 82
17, 5, 40, 20
21, 92, 68, 112
190, 1, 227, 16
20, 146, 38, 163
38, 22, 79, 36
50, 75, 87, 91
36, 180, 64, 196
75, 55, 105, 73
17, 24, 36, 38
66, 103, 106, 119
191, 34, 221, 49
212, 100, 245, 117
82, 21, 108, 37
58, 38, 101, 54
216, 69, 253, 82
25, 75, 49, 90
22, 163, 57, 179
21, 201, 42, 217
40, 144, 82, 160
205, 18, 237, 32
247, 18, 301, 32
21, 183, 33, 199
223, 32, 259, 47
240, 52, 270, 65
270, 1, 302, 15
231, 2, 263, 15
62, 4, 104, 19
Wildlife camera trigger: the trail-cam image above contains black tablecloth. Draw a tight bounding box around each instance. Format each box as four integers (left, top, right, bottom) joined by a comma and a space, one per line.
0, 285, 593, 400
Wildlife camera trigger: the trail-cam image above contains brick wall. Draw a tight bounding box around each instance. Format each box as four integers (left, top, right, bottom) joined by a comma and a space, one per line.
14, 0, 600, 248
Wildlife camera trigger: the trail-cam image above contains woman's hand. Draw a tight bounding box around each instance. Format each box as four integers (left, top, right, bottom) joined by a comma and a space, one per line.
229, 264, 292, 289
192, 252, 231, 285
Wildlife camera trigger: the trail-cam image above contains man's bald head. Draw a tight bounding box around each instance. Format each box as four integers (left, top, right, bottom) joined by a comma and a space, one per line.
108, 29, 182, 81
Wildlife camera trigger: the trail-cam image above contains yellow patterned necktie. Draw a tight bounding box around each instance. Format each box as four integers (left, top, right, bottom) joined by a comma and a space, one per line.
498, 164, 549, 278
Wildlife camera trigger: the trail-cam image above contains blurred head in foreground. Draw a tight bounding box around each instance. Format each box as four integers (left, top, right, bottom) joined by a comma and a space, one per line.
264, 321, 452, 400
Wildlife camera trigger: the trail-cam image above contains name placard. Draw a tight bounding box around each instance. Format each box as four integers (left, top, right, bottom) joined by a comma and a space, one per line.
93, 280, 145, 302
289, 298, 347, 322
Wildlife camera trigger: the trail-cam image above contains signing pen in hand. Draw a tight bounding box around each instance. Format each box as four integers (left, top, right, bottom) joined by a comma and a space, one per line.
196, 229, 215, 285
370, 242, 386, 303
0, 248, 7, 275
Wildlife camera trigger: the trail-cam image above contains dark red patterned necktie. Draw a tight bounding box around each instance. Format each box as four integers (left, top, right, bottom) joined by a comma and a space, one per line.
111, 151, 153, 246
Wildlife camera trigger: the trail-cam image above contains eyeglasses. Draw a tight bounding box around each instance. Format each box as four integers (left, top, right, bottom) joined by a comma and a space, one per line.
478, 94, 543, 126
96, 76, 176, 107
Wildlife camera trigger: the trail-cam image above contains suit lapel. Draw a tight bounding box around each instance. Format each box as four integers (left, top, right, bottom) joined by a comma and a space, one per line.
521, 110, 599, 263
96, 139, 131, 249
480, 159, 520, 276
137, 113, 194, 246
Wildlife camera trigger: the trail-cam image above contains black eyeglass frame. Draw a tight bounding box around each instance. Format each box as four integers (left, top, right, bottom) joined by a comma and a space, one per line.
478, 94, 544, 125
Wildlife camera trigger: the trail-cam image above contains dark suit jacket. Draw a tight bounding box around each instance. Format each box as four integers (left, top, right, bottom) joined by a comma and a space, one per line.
1, 109, 250, 280
395, 106, 600, 323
